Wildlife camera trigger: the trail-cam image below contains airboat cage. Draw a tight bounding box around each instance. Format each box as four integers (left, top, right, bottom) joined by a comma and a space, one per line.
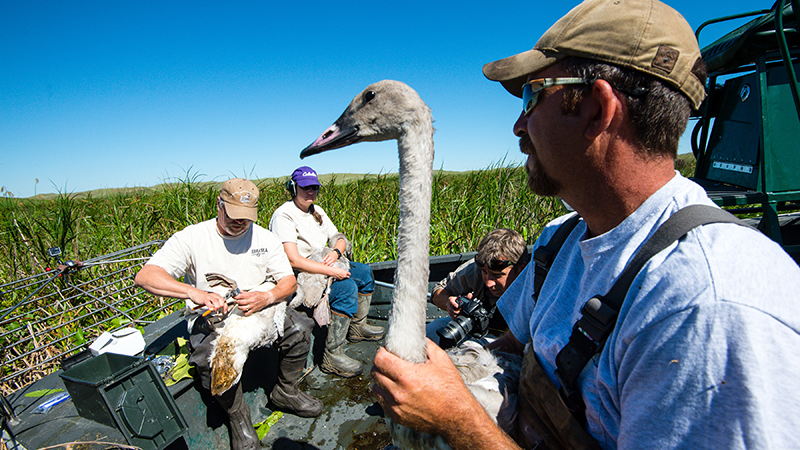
0, 240, 176, 396
692, 0, 800, 255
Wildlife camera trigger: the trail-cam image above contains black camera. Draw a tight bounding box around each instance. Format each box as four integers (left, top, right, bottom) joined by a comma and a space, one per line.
436, 296, 494, 349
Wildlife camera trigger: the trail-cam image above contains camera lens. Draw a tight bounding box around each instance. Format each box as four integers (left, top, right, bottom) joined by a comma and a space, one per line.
436, 315, 473, 349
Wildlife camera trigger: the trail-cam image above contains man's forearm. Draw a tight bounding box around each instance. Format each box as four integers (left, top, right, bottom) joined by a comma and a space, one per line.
441, 399, 522, 450
136, 264, 231, 311
486, 332, 524, 355
431, 288, 453, 311
135, 264, 193, 299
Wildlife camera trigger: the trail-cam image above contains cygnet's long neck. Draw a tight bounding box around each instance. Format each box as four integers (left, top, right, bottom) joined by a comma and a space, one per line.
385, 119, 434, 364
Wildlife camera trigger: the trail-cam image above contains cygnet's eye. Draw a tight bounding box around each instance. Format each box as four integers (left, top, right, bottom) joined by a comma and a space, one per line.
364, 91, 376, 103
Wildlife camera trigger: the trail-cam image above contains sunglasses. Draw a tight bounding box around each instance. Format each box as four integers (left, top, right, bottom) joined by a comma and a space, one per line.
298, 185, 320, 192
522, 77, 588, 115
476, 258, 515, 271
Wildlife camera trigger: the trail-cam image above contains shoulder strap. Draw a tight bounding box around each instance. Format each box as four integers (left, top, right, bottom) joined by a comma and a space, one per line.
554, 205, 748, 420
533, 214, 582, 298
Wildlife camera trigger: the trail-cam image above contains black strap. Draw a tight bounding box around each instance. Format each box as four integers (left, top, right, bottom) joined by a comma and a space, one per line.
554, 205, 748, 420
533, 214, 582, 298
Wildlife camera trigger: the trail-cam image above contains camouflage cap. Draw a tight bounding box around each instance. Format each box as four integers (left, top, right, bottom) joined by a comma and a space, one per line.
483, 0, 706, 109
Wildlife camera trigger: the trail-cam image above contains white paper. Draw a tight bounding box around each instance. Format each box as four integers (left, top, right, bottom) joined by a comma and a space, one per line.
88, 327, 145, 356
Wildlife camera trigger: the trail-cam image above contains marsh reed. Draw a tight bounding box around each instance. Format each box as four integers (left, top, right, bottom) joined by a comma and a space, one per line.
0, 164, 564, 286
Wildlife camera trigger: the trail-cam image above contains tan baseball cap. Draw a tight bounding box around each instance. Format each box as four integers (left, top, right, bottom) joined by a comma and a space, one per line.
219, 178, 259, 221
483, 0, 706, 110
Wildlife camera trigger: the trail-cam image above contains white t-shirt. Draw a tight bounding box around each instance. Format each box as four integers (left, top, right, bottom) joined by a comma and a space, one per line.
269, 201, 339, 258
145, 218, 294, 311
498, 173, 800, 449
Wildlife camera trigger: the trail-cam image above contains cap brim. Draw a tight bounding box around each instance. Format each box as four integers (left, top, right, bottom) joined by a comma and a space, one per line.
295, 180, 321, 188
223, 203, 257, 221
483, 49, 565, 98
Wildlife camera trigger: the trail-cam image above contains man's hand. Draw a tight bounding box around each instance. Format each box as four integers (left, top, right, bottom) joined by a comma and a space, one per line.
189, 288, 228, 313
447, 293, 471, 319
432, 288, 471, 319
371, 338, 522, 450
371, 339, 470, 435
234, 290, 274, 316
232, 275, 296, 317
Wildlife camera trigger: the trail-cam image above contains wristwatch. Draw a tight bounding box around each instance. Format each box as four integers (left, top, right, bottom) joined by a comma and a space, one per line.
333, 248, 342, 258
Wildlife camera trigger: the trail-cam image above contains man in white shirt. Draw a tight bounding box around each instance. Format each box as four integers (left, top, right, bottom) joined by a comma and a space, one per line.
136, 178, 322, 450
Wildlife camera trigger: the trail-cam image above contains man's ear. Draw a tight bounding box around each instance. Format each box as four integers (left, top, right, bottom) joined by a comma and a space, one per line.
584, 79, 619, 140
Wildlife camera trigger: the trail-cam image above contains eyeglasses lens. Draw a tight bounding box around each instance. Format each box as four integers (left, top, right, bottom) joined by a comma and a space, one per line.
221, 204, 248, 222
522, 81, 543, 115
522, 78, 587, 115
300, 185, 320, 192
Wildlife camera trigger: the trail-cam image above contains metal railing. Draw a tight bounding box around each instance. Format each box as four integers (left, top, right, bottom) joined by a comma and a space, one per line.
0, 240, 183, 394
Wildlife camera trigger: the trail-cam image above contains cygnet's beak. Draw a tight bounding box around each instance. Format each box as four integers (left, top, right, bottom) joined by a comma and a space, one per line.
300, 122, 361, 158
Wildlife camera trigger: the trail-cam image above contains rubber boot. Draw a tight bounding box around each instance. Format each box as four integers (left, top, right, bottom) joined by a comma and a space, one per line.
347, 293, 385, 342
269, 308, 323, 418
320, 312, 363, 377
270, 354, 324, 418
216, 383, 259, 450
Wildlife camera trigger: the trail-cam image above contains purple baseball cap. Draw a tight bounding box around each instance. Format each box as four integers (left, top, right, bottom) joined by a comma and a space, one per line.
291, 166, 321, 187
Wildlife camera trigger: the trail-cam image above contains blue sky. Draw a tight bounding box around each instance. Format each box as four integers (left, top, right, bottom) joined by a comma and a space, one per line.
1, 0, 772, 198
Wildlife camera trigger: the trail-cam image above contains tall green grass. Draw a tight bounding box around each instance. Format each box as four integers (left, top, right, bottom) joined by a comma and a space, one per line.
0, 165, 563, 290
0, 156, 700, 289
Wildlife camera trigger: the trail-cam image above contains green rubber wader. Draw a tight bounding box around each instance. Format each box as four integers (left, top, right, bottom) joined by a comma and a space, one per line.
515, 345, 601, 450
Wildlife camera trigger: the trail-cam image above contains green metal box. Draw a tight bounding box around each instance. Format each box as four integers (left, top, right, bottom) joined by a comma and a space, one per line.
59, 353, 187, 450
698, 62, 800, 194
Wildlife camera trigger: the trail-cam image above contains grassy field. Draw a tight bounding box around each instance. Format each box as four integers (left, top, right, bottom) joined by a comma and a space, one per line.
0, 164, 568, 290
0, 158, 702, 391
0, 157, 701, 288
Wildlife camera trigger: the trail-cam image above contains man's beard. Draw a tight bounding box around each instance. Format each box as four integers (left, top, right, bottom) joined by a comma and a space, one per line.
217, 216, 250, 237
519, 134, 560, 197
222, 222, 248, 237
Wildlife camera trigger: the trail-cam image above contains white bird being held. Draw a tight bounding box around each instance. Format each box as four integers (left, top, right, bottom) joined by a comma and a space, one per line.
207, 301, 286, 396
291, 244, 350, 326
203, 272, 287, 397
299, 80, 520, 449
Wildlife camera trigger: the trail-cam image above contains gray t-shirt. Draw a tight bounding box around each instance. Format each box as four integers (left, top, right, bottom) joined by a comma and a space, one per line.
498, 173, 800, 449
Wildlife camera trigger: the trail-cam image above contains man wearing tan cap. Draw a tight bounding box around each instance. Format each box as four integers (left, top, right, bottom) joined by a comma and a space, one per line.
136, 178, 323, 450
371, 0, 800, 449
